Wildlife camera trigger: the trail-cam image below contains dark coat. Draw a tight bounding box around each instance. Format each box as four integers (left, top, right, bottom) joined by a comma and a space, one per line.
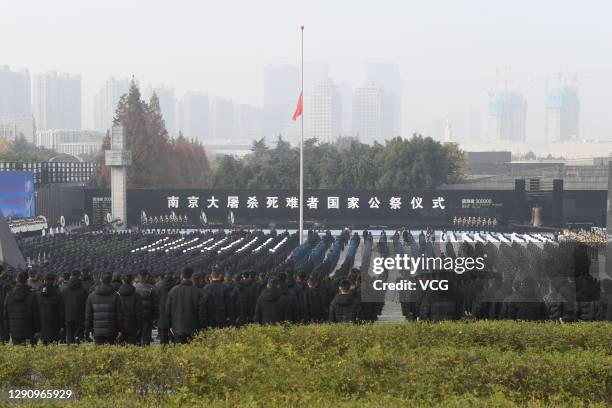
329, 292, 360, 323
118, 284, 142, 334
134, 282, 158, 321
202, 280, 231, 328
236, 280, 253, 324
156, 277, 175, 330
254, 287, 288, 324
37, 285, 64, 341
85, 284, 123, 337
303, 286, 326, 322
504, 289, 547, 321
166, 280, 207, 336
4, 283, 41, 340
61, 277, 87, 323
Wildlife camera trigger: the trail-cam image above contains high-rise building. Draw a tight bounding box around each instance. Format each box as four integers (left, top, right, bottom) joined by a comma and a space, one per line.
235, 104, 263, 143
144, 84, 176, 136
210, 97, 235, 141
545, 86, 580, 141
337, 81, 353, 136
93, 77, 129, 132
32, 71, 81, 131
263, 65, 300, 142
309, 79, 342, 142
0, 66, 31, 118
365, 62, 402, 138
0, 116, 36, 144
487, 91, 527, 141
178, 92, 209, 142
36, 129, 104, 157
352, 81, 384, 143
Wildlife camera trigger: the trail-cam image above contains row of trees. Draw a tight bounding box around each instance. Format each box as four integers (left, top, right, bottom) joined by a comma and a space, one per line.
90, 82, 210, 188
90, 81, 466, 190
212, 135, 466, 190
0, 135, 57, 162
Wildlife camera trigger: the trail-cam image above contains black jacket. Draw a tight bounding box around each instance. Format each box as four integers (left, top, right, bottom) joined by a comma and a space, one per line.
504, 289, 547, 321
85, 284, 123, 337
166, 280, 207, 336
420, 290, 460, 322
202, 280, 231, 328
37, 285, 64, 341
3, 284, 41, 340
61, 277, 87, 323
236, 280, 253, 323
134, 282, 158, 321
303, 286, 326, 322
156, 277, 175, 330
329, 292, 360, 323
254, 288, 288, 324
118, 284, 142, 334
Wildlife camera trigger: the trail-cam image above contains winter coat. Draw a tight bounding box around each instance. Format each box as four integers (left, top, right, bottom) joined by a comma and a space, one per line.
37, 285, 64, 341
134, 282, 158, 321
329, 292, 360, 323
3, 284, 41, 340
303, 286, 326, 322
118, 284, 142, 334
166, 280, 207, 336
254, 288, 288, 324
156, 277, 175, 330
503, 289, 547, 321
85, 283, 123, 337
202, 280, 231, 328
61, 277, 87, 323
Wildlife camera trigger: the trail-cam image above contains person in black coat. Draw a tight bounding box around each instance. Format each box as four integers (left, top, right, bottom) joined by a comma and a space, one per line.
202, 270, 231, 328
504, 277, 548, 321
0, 266, 13, 343
36, 273, 64, 345
117, 274, 142, 345
329, 279, 360, 323
254, 278, 288, 324
235, 273, 253, 325
85, 272, 123, 345
3, 271, 41, 345
166, 268, 207, 343
134, 270, 158, 345
277, 272, 298, 323
419, 273, 460, 322
303, 277, 326, 323
61, 270, 88, 344
156, 272, 175, 344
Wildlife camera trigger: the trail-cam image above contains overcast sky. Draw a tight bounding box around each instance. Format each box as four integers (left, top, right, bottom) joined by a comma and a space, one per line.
2, 0, 612, 140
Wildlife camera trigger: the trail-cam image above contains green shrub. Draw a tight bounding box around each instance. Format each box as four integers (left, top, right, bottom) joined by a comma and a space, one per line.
0, 322, 609, 407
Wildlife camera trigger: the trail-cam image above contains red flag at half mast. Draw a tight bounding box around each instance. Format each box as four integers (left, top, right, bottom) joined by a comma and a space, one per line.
291, 92, 303, 121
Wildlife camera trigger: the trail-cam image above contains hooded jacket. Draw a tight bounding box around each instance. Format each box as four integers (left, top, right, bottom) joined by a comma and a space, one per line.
329, 292, 360, 323
118, 284, 142, 334
134, 282, 158, 321
37, 285, 64, 341
85, 283, 123, 337
3, 283, 41, 340
254, 287, 288, 324
61, 277, 87, 323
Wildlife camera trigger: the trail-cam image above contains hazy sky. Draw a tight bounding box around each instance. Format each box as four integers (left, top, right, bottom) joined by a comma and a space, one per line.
2, 0, 612, 140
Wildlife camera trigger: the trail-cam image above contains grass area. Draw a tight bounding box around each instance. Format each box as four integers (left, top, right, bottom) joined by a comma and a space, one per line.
0, 322, 610, 407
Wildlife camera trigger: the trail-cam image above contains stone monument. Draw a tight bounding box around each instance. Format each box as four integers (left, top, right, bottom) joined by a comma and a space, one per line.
104, 126, 132, 227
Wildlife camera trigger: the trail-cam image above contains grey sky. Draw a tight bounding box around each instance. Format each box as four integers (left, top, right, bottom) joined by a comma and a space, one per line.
2, 0, 611, 139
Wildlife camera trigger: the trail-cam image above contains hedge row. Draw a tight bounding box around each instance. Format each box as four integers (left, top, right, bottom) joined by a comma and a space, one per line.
0, 322, 609, 407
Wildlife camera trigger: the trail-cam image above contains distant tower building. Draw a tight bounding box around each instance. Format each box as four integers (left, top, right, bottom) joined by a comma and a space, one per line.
33, 71, 81, 131
93, 77, 129, 132
352, 81, 384, 143
210, 97, 236, 141
337, 81, 353, 136
309, 79, 342, 142
443, 120, 453, 143
235, 104, 263, 143
178, 92, 209, 142
487, 91, 527, 141
144, 84, 176, 136
0, 66, 31, 118
263, 65, 300, 142
545, 86, 580, 141
365, 62, 402, 138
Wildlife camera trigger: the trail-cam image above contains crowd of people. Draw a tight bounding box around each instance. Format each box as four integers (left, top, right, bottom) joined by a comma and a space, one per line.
1, 227, 611, 346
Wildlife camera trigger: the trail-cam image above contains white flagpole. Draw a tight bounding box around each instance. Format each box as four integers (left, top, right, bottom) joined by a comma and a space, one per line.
299, 25, 304, 245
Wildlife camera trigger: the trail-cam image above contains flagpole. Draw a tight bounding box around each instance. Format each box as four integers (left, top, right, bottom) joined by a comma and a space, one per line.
299, 25, 304, 245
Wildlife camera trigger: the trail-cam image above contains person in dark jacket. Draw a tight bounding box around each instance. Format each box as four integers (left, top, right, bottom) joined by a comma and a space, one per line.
61, 270, 88, 344
303, 277, 326, 322
117, 274, 142, 345
254, 278, 288, 324
0, 266, 13, 343
235, 273, 253, 325
329, 279, 360, 323
202, 270, 231, 328
504, 276, 547, 321
36, 273, 64, 345
134, 270, 158, 345
166, 268, 207, 343
598, 279, 612, 321
156, 272, 175, 344
80, 270, 94, 294
85, 272, 123, 345
4, 271, 41, 345
419, 273, 460, 322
